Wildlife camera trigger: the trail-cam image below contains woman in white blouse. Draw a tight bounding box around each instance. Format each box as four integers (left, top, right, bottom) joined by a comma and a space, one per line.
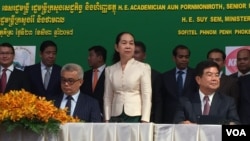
104, 32, 152, 122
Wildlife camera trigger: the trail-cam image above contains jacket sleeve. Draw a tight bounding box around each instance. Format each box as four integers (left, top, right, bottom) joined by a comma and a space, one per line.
103, 67, 113, 121
140, 63, 152, 122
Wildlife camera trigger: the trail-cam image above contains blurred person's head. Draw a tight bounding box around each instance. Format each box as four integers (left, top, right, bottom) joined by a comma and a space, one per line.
172, 45, 190, 70
87, 45, 107, 69
40, 40, 57, 67
0, 42, 15, 68
236, 49, 250, 74
207, 48, 226, 71
134, 41, 146, 62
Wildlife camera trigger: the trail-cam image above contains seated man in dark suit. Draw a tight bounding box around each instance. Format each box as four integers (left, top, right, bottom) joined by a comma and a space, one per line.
0, 42, 31, 93
54, 63, 101, 122
174, 60, 240, 125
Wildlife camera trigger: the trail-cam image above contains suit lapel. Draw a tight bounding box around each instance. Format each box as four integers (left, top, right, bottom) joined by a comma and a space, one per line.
169, 69, 178, 90
183, 69, 189, 90
183, 68, 193, 91
47, 66, 57, 90
191, 93, 202, 115
36, 64, 45, 88
6, 68, 16, 89
94, 70, 105, 92
209, 92, 221, 115
54, 94, 63, 108
73, 93, 85, 116
218, 74, 226, 92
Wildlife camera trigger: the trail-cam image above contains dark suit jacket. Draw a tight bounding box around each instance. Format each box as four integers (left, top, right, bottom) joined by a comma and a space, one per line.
80, 68, 105, 114
5, 68, 31, 93
150, 68, 161, 122
174, 92, 240, 124
24, 63, 62, 100
218, 73, 239, 105
54, 92, 102, 122
154, 67, 198, 123
238, 75, 250, 124
230, 72, 238, 79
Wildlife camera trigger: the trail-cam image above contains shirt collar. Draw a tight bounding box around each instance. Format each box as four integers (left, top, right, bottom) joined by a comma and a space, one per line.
199, 89, 215, 102
219, 71, 223, 78
63, 90, 80, 101
1, 64, 14, 72
238, 71, 250, 77
126, 58, 135, 65
95, 64, 106, 73
40, 62, 52, 70
176, 68, 187, 74
117, 58, 135, 67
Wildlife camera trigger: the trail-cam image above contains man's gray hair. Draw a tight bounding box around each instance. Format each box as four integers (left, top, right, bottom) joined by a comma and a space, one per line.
61, 63, 84, 79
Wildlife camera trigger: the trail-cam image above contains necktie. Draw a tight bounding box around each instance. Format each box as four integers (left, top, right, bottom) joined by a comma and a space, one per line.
203, 96, 210, 115
65, 96, 73, 115
92, 69, 98, 92
0, 68, 7, 93
177, 71, 184, 96
44, 67, 50, 90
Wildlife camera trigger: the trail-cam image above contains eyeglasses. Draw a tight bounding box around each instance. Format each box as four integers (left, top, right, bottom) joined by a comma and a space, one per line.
61, 78, 80, 85
0, 52, 14, 55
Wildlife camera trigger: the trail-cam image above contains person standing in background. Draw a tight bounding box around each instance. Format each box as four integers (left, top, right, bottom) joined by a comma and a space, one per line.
104, 32, 152, 122
230, 48, 250, 78
80, 45, 107, 117
0, 42, 31, 93
229, 49, 250, 124
206, 48, 239, 106
24, 40, 62, 100
133, 41, 161, 122
238, 73, 250, 124
154, 44, 198, 123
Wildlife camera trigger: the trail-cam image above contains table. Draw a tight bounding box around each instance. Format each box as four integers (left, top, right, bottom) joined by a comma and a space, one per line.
59, 123, 153, 141
154, 124, 221, 141
0, 123, 221, 141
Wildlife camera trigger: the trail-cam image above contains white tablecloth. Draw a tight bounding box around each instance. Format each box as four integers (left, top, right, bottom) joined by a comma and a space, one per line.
154, 124, 221, 141
59, 123, 153, 141
0, 123, 221, 141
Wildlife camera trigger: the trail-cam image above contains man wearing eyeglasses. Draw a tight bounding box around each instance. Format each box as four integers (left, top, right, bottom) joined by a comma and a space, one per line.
54, 63, 101, 122
0, 42, 31, 93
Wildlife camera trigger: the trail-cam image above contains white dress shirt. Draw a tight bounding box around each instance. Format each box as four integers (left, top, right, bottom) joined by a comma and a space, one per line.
60, 91, 80, 116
